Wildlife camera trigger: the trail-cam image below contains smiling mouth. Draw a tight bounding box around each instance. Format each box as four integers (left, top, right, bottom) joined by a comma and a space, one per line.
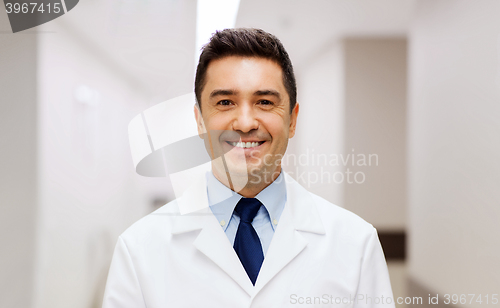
226, 141, 265, 148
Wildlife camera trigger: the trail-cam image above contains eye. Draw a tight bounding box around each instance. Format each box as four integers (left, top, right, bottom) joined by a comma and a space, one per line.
258, 100, 274, 106
217, 100, 233, 106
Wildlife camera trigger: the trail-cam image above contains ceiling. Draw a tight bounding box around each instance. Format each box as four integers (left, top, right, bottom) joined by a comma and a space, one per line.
236, 0, 415, 72
41, 0, 415, 100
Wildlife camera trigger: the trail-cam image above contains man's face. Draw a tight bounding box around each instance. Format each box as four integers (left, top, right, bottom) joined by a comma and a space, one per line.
195, 56, 299, 190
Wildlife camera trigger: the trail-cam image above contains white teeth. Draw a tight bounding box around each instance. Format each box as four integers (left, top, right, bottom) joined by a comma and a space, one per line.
229, 141, 262, 148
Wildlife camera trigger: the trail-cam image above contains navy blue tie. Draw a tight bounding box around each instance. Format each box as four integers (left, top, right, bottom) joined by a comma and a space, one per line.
233, 198, 264, 285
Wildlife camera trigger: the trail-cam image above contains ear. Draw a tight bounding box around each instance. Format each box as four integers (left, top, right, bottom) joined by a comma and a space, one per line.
288, 103, 299, 138
194, 104, 206, 137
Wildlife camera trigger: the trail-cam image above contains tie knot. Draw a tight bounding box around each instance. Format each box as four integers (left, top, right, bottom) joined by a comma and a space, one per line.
234, 198, 262, 223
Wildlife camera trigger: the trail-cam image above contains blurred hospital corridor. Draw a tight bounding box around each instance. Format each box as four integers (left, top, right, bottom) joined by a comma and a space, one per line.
1, 1, 499, 307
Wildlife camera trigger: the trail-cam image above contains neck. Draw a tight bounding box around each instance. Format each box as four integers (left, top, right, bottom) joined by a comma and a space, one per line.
212, 167, 281, 198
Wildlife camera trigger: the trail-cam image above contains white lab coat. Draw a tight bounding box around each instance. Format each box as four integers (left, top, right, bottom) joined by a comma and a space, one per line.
102, 173, 394, 307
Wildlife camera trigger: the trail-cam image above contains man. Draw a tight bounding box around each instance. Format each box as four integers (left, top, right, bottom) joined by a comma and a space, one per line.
103, 28, 394, 307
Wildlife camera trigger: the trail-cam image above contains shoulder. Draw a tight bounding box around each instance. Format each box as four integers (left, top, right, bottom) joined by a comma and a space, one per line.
284, 172, 376, 238
310, 192, 375, 234
305, 191, 380, 259
118, 199, 181, 244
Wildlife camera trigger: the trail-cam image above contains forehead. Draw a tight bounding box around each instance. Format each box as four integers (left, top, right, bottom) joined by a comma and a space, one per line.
203, 56, 287, 95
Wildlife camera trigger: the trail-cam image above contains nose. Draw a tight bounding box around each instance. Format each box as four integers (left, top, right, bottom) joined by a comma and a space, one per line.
232, 104, 259, 133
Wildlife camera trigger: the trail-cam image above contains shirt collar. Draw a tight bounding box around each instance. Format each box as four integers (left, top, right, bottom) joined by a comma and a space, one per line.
206, 171, 287, 231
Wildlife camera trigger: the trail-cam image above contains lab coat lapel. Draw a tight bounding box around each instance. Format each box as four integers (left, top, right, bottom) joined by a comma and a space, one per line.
171, 175, 254, 296
253, 173, 326, 295
193, 219, 254, 295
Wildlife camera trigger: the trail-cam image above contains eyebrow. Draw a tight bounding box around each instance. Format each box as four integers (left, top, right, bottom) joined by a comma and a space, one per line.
209, 89, 281, 99
254, 89, 281, 99
209, 89, 238, 98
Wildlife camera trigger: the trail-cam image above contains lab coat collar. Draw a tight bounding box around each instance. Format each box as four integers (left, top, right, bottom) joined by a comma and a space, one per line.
170, 172, 326, 297
282, 172, 326, 235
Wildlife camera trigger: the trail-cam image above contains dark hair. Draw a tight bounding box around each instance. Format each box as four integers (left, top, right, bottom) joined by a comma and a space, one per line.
194, 28, 297, 113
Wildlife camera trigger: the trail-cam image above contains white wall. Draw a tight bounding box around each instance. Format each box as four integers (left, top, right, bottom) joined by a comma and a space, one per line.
344, 38, 407, 230
34, 22, 152, 308
291, 38, 408, 232
0, 10, 37, 308
290, 42, 345, 206
0, 2, 197, 306
409, 0, 500, 299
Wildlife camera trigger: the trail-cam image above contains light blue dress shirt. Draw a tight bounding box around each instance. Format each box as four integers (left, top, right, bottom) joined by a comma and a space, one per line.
206, 171, 287, 256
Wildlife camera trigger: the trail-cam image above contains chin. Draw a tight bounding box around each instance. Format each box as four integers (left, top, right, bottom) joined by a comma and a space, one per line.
225, 166, 250, 178
246, 166, 276, 185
